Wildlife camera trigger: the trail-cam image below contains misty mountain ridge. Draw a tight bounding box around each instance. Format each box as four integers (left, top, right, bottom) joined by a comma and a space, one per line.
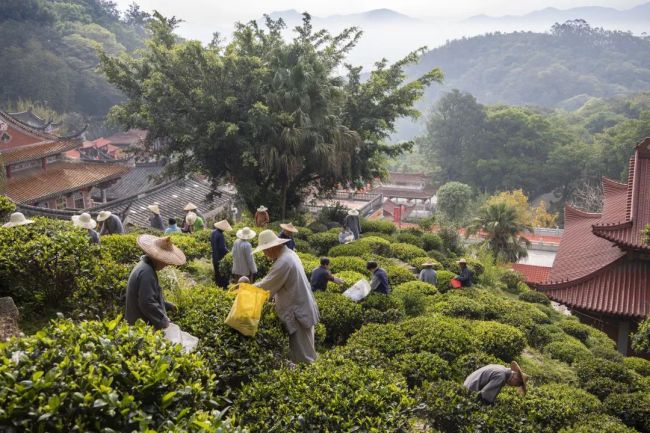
265, 8, 418, 26
467, 3, 650, 24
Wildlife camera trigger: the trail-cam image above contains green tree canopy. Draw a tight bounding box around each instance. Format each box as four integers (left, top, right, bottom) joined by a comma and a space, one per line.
435, 181, 473, 225
99, 13, 442, 218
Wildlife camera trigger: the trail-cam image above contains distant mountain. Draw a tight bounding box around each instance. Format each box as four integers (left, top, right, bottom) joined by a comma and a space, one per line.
263, 8, 418, 28
466, 3, 650, 25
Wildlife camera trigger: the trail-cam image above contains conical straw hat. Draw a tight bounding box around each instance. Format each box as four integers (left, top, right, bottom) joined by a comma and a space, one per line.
280, 223, 298, 233
136, 235, 186, 266
71, 212, 97, 230
214, 219, 232, 231
184, 202, 197, 211
253, 229, 290, 253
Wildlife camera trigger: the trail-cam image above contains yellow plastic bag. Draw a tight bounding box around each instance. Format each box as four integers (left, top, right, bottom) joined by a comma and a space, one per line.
224, 283, 270, 336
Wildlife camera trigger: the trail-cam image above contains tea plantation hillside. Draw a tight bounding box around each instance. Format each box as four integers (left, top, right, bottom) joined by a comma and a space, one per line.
1, 213, 649, 432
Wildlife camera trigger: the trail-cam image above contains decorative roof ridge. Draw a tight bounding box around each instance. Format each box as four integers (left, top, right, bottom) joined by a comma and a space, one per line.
534, 255, 627, 290
602, 176, 627, 189
56, 124, 88, 140
0, 111, 57, 140
8, 108, 46, 122
1, 139, 59, 153
565, 203, 602, 219
591, 229, 650, 252
592, 220, 633, 231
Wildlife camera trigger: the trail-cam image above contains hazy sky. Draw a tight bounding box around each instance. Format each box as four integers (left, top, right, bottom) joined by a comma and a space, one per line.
114, 0, 646, 26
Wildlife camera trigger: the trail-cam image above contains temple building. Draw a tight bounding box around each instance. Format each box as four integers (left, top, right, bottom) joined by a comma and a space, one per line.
0, 111, 129, 209
534, 138, 650, 355
7, 107, 62, 132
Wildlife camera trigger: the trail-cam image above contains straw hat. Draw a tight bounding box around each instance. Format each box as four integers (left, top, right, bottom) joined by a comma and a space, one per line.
457, 258, 467, 264
184, 202, 198, 211
136, 235, 186, 266
147, 204, 161, 215
97, 211, 112, 222
186, 212, 197, 225
280, 223, 298, 234
510, 361, 529, 396
214, 219, 232, 231
236, 226, 256, 240
347, 209, 359, 216
71, 213, 97, 230
422, 262, 435, 268
253, 229, 290, 253
257, 205, 268, 212
3, 212, 35, 228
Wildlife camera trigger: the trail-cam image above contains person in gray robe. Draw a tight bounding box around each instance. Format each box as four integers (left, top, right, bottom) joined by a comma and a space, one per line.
254, 230, 320, 363
98, 211, 125, 235
343, 209, 361, 240
232, 227, 257, 282
463, 361, 528, 404
419, 262, 437, 285
125, 235, 186, 330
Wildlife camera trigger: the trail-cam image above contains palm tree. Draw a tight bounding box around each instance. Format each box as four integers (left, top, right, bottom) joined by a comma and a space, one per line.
466, 202, 532, 262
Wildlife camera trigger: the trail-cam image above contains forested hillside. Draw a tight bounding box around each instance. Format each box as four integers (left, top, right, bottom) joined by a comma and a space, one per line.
408, 20, 650, 110
0, 0, 149, 116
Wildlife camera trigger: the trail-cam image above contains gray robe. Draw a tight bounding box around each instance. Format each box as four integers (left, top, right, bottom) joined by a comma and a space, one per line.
419, 268, 437, 285
100, 214, 125, 235
125, 256, 171, 330
343, 214, 361, 240
255, 246, 320, 363
463, 364, 512, 404
232, 239, 257, 277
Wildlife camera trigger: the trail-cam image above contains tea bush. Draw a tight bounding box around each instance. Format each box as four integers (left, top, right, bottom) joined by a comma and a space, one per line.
328, 255, 369, 275
307, 231, 339, 256
394, 232, 424, 248
101, 233, 141, 263
388, 242, 428, 261
393, 351, 451, 388
624, 357, 650, 377
559, 414, 639, 433
357, 235, 392, 255
392, 282, 434, 317
451, 352, 505, 380
322, 345, 390, 369
235, 358, 413, 432
421, 233, 443, 252
360, 218, 396, 234
435, 270, 456, 293
632, 316, 650, 353
522, 384, 603, 432
417, 380, 482, 433
385, 265, 417, 285
518, 290, 551, 306
313, 291, 363, 345
576, 358, 641, 399
472, 321, 526, 361
559, 319, 592, 344
327, 241, 371, 257
169, 285, 287, 395
361, 293, 406, 323
0, 195, 16, 221
499, 270, 525, 293
218, 252, 272, 283
0, 317, 218, 432
400, 316, 476, 361
168, 233, 211, 261
395, 280, 438, 296
326, 270, 366, 293
604, 391, 650, 432
544, 336, 592, 365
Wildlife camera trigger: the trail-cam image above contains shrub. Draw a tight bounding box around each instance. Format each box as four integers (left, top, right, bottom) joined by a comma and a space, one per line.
293, 238, 317, 255
321, 345, 389, 369
522, 384, 603, 432
218, 252, 272, 283
385, 265, 417, 285
604, 392, 650, 432
559, 319, 592, 344
526, 323, 566, 349
0, 317, 218, 432
328, 256, 369, 275
326, 270, 366, 293
544, 336, 592, 365
328, 242, 371, 257
632, 316, 650, 353
0, 195, 16, 221
432, 296, 487, 320
518, 290, 551, 306
388, 242, 428, 261
422, 233, 443, 252
392, 284, 428, 317
235, 358, 413, 432
360, 218, 396, 234
395, 280, 438, 297
393, 351, 451, 388
409, 256, 442, 271
559, 414, 639, 433
417, 380, 482, 433
394, 232, 424, 248
500, 270, 525, 293
361, 293, 406, 323
346, 323, 409, 358
101, 233, 141, 263
624, 357, 650, 377
168, 233, 211, 261
357, 235, 392, 255
451, 352, 504, 380
575, 358, 639, 399
438, 225, 464, 255
314, 292, 363, 345
401, 316, 476, 361
307, 231, 340, 256
169, 285, 288, 395
435, 270, 456, 293
0, 218, 98, 313
427, 249, 447, 263
444, 258, 485, 278
473, 321, 526, 361
517, 350, 578, 385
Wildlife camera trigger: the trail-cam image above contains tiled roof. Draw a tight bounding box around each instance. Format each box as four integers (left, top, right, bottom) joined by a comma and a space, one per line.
511, 263, 551, 284
6, 161, 131, 204
95, 178, 233, 228
2, 140, 81, 164
536, 258, 650, 318
387, 172, 429, 184
7, 109, 49, 129
103, 163, 165, 200
372, 186, 436, 200
104, 129, 147, 147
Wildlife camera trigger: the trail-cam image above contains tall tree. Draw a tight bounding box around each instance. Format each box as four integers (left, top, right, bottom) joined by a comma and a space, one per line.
100, 13, 442, 218
466, 202, 533, 263
435, 181, 473, 225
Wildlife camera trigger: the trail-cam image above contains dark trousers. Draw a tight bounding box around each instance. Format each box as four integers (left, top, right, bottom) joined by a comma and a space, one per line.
213, 258, 228, 288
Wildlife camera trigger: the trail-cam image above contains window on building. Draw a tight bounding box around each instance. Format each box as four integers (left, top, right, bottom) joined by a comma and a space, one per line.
73, 192, 85, 209
56, 196, 67, 210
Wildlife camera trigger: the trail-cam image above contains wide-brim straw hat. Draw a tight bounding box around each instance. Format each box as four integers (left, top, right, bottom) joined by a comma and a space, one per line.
280, 223, 298, 234
136, 235, 186, 266
3, 212, 35, 228
253, 229, 290, 253
422, 262, 435, 267
257, 205, 268, 212
184, 202, 198, 211
214, 219, 233, 231
347, 209, 359, 216
186, 211, 197, 225
72, 213, 97, 230
510, 361, 529, 396
147, 204, 161, 215
236, 226, 256, 240
457, 258, 467, 264
96, 211, 112, 222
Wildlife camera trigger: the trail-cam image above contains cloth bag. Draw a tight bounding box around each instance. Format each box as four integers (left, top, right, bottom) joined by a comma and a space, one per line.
224, 283, 270, 336
342, 279, 372, 302
164, 323, 199, 353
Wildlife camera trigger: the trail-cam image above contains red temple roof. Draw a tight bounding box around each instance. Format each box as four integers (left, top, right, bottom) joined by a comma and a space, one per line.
3, 140, 81, 164
535, 138, 650, 317
511, 264, 552, 285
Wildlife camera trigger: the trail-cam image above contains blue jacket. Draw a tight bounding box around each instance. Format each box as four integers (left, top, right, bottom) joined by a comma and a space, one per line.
279, 230, 296, 250
210, 229, 228, 262
457, 267, 473, 287
370, 268, 391, 294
